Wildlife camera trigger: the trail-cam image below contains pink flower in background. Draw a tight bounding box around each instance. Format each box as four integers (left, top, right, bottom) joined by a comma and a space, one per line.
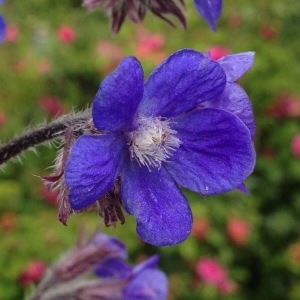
38, 186, 58, 207
5, 24, 19, 42
288, 241, 300, 264
38, 95, 67, 118
136, 29, 165, 58
0, 110, 6, 126
37, 60, 52, 75
191, 218, 210, 241
12, 59, 27, 73
134, 29, 167, 64
19, 260, 47, 287
218, 278, 237, 295
196, 257, 227, 285
0, 212, 18, 231
292, 134, 300, 158
228, 12, 242, 28
97, 40, 124, 62
261, 146, 276, 159
266, 93, 300, 118
57, 25, 76, 44
195, 257, 236, 295
209, 46, 230, 60
227, 217, 251, 246
96, 40, 124, 73
260, 25, 278, 40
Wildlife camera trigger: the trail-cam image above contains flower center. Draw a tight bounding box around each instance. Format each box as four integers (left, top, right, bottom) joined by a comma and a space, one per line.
128, 116, 181, 169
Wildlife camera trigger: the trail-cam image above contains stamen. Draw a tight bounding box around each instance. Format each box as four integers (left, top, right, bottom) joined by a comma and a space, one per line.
128, 116, 181, 169
98, 181, 125, 227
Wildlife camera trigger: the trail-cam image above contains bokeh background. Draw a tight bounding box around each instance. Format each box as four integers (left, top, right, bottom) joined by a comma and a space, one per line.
1, 0, 300, 299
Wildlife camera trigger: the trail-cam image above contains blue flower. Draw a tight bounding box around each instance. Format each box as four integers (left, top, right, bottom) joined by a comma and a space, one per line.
194, 0, 223, 31
65, 49, 256, 246
95, 255, 168, 300
203, 51, 256, 140
0, 0, 6, 43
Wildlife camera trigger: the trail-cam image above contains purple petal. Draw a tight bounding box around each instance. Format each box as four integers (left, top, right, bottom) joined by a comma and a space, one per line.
94, 258, 133, 279
92, 57, 144, 132
218, 52, 255, 82
138, 49, 226, 118
133, 255, 160, 276
92, 233, 128, 259
237, 183, 250, 194
194, 0, 223, 31
0, 0, 6, 5
65, 134, 125, 210
203, 83, 256, 140
121, 163, 193, 246
166, 108, 255, 195
124, 269, 168, 300
0, 15, 6, 43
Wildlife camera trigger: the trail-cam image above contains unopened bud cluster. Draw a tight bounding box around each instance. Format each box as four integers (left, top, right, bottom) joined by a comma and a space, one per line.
28, 231, 168, 300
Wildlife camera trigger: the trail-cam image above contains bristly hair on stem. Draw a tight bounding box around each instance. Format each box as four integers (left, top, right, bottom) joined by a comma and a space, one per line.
0, 108, 128, 227
0, 111, 92, 167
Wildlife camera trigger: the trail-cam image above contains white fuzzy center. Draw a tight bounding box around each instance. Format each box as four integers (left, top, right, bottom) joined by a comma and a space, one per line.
128, 116, 181, 169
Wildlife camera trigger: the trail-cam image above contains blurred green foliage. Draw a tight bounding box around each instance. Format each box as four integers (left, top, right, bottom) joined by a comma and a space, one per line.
1, 0, 300, 299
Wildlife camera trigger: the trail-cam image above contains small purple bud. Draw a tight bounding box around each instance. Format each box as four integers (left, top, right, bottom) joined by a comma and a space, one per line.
54, 232, 127, 281
94, 257, 133, 279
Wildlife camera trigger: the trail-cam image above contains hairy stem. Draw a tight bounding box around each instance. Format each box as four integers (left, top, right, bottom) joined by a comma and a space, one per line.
0, 112, 91, 166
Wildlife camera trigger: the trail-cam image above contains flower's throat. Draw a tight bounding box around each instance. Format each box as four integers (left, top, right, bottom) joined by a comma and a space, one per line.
128, 116, 181, 169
